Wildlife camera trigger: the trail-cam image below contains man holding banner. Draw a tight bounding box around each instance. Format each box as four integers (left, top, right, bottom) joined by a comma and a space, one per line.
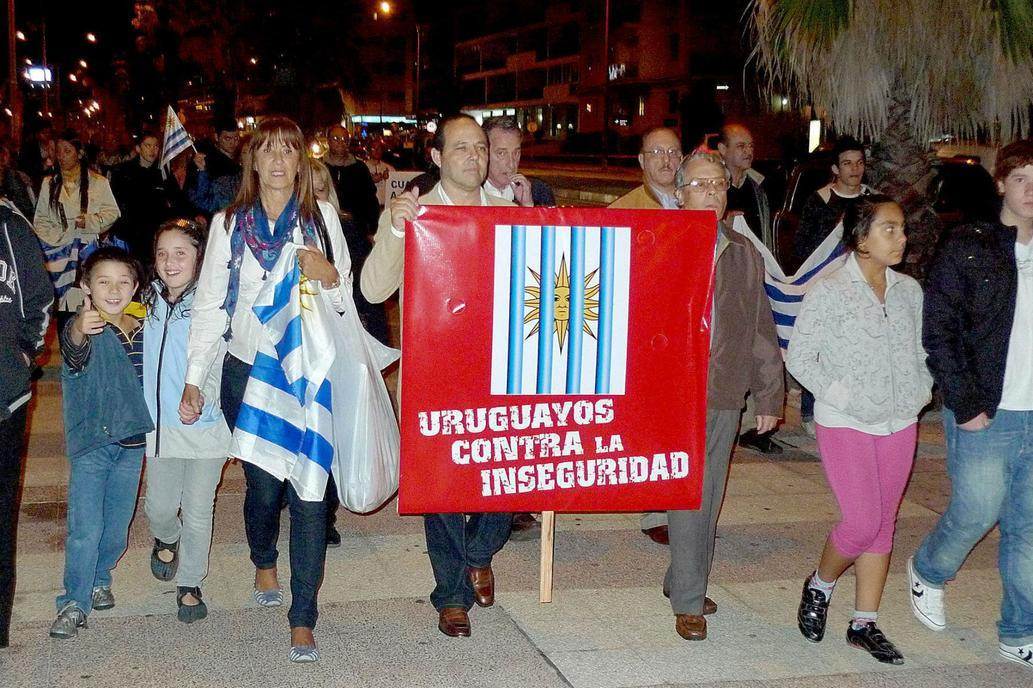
666, 151, 784, 641
362, 113, 514, 638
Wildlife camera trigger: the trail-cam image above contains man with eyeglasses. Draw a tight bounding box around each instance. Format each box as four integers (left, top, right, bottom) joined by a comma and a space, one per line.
324, 125, 381, 239
610, 127, 683, 209
614, 127, 685, 546
665, 151, 783, 642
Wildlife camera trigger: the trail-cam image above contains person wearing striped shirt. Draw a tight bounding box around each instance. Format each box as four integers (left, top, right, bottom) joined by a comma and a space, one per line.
49, 246, 153, 640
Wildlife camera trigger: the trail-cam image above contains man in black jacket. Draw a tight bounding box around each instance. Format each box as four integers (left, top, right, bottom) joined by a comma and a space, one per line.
908, 140, 1033, 670
110, 131, 166, 268
0, 200, 53, 648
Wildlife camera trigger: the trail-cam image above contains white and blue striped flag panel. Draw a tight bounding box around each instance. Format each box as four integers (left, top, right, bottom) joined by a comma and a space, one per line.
489, 224, 631, 395
232, 245, 338, 502
160, 105, 194, 172
730, 216, 846, 351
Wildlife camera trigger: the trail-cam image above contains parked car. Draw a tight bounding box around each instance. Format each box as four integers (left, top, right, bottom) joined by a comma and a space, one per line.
770, 154, 997, 274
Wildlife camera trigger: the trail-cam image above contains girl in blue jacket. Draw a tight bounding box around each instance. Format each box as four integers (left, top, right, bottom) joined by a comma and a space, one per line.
142, 219, 230, 623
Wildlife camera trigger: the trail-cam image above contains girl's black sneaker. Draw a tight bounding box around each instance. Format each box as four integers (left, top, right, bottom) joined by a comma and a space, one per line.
846, 622, 904, 665
797, 576, 830, 642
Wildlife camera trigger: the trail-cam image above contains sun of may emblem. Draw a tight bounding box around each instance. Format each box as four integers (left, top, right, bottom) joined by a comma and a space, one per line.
524, 255, 601, 351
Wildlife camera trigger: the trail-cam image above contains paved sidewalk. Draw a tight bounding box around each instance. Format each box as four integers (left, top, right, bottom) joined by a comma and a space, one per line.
2, 378, 1029, 686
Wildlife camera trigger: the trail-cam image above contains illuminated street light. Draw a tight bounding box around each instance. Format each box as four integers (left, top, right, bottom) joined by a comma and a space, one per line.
249, 57, 257, 65
79, 59, 88, 69
85, 32, 97, 43
68, 73, 77, 83
16, 30, 25, 41
379, 1, 392, 14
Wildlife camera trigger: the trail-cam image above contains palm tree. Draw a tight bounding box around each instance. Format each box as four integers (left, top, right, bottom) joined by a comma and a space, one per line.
749, 0, 1033, 278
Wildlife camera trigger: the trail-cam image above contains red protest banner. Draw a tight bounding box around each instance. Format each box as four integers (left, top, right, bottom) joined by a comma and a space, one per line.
398, 206, 715, 514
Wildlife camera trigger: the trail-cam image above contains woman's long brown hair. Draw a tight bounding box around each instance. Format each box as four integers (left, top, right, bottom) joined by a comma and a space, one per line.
223, 115, 332, 261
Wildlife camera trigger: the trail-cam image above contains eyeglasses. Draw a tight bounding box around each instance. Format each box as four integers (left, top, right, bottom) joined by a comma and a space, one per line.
680, 177, 729, 193
643, 148, 682, 159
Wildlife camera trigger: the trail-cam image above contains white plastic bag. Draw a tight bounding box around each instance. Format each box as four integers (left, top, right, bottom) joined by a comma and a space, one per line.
327, 298, 401, 513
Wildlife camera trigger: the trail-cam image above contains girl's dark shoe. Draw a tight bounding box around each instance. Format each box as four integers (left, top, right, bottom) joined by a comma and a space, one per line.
846, 622, 904, 665
797, 576, 830, 642
176, 586, 208, 624
150, 538, 179, 581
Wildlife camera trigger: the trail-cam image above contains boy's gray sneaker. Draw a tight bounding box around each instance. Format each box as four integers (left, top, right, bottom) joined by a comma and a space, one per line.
92, 586, 115, 610
49, 603, 87, 639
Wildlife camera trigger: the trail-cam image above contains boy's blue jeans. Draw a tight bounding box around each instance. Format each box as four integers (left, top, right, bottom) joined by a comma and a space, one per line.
57, 443, 144, 614
913, 408, 1033, 645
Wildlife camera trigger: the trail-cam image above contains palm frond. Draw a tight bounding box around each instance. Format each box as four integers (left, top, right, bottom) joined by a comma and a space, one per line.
748, 0, 1033, 142
996, 0, 1033, 63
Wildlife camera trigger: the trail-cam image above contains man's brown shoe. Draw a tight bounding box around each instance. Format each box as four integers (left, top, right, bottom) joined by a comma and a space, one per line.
438, 608, 471, 637
467, 565, 495, 607
642, 525, 669, 545
675, 614, 707, 641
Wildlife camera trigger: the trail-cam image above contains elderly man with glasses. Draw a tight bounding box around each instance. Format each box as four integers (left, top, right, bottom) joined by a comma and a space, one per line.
610, 127, 683, 209
613, 127, 685, 546
664, 151, 784, 642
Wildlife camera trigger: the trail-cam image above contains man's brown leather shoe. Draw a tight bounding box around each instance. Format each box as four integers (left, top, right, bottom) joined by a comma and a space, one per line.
642, 525, 669, 545
438, 608, 471, 637
467, 565, 495, 607
675, 614, 707, 641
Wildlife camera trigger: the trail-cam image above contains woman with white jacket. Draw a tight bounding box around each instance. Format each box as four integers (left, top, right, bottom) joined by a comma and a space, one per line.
787, 194, 933, 665
33, 131, 120, 329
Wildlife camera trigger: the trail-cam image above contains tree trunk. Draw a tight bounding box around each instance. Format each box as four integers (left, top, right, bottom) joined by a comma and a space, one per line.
868, 90, 943, 281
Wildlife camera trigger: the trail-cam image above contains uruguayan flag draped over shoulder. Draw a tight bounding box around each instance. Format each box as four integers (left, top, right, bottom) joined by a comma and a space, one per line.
232, 243, 401, 507
731, 216, 847, 351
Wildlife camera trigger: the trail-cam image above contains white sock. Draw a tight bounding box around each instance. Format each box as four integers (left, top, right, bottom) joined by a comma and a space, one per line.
808, 571, 836, 597
851, 610, 878, 630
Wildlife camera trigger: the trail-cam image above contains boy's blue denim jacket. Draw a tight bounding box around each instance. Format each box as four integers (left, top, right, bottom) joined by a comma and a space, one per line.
61, 325, 154, 459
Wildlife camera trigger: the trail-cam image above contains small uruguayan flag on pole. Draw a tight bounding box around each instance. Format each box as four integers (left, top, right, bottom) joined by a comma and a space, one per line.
731, 216, 847, 351
232, 244, 337, 502
159, 105, 194, 179
490, 224, 631, 395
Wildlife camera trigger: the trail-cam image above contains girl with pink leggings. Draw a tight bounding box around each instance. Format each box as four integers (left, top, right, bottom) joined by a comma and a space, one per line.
786, 195, 933, 665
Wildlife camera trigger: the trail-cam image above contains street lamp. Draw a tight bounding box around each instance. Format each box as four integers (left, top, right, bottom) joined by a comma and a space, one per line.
373, 1, 421, 116
85, 32, 96, 43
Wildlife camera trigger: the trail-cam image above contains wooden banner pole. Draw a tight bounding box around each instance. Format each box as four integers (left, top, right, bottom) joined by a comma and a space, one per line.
539, 511, 556, 603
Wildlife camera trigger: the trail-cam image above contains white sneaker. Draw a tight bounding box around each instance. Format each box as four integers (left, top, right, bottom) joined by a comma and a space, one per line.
999, 642, 1033, 669
907, 556, 946, 631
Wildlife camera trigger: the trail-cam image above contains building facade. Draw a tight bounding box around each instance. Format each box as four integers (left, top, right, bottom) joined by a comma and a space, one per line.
453, 0, 750, 150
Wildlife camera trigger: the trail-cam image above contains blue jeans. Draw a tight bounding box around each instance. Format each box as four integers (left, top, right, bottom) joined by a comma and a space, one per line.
57, 442, 144, 613
242, 462, 327, 629
914, 408, 1033, 644
424, 513, 512, 610
221, 354, 328, 629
